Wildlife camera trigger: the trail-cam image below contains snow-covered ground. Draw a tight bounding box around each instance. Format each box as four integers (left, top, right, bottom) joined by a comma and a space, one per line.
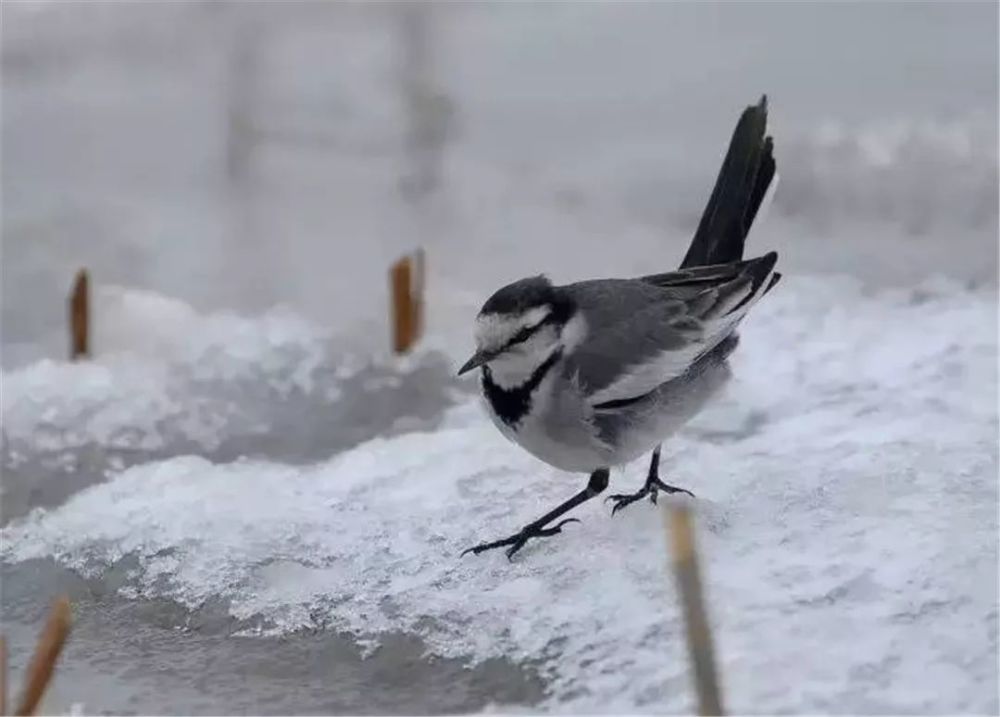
2, 2, 997, 714
3, 274, 997, 712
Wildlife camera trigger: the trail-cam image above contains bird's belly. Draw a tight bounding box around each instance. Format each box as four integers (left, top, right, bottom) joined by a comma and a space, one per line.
599, 360, 733, 465
508, 415, 605, 473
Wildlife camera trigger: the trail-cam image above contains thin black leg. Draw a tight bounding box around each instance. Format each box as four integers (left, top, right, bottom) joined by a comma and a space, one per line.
606, 445, 693, 516
462, 468, 610, 560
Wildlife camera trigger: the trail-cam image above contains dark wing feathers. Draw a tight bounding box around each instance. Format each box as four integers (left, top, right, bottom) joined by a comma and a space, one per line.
640, 251, 778, 316
561, 253, 776, 405
728, 251, 778, 313
640, 260, 751, 289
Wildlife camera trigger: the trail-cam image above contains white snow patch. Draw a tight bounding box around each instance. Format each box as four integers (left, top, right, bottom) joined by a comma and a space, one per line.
1, 287, 340, 455
2, 277, 997, 713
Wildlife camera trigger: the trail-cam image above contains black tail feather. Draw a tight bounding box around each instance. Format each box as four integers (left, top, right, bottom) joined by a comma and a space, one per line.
745, 136, 776, 231
681, 95, 776, 269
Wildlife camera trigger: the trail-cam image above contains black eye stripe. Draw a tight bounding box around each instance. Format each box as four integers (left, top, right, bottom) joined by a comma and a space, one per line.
504, 316, 552, 348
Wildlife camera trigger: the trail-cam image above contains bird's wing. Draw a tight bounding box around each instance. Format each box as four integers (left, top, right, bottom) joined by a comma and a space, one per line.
640, 254, 770, 289
563, 253, 779, 408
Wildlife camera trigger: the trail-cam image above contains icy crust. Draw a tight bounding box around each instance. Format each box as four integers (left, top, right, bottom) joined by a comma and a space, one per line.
2, 277, 997, 713
0, 287, 457, 467
2, 289, 331, 456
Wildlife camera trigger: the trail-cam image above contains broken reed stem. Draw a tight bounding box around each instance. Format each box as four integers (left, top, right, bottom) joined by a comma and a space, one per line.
15, 597, 72, 717
389, 250, 425, 355
666, 504, 724, 716
390, 256, 414, 354
69, 269, 90, 361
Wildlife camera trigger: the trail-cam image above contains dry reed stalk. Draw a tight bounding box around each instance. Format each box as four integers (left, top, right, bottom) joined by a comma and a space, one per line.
390, 250, 426, 354
69, 270, 89, 360
15, 597, 72, 717
666, 504, 724, 716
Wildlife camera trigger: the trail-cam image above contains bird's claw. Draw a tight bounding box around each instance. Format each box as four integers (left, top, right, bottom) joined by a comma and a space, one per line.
461, 518, 581, 560
607, 491, 648, 516
608, 480, 694, 516
651, 478, 695, 498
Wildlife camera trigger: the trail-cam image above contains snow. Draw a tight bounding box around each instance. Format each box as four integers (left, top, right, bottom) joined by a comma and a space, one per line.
1, 287, 339, 457
3, 275, 996, 713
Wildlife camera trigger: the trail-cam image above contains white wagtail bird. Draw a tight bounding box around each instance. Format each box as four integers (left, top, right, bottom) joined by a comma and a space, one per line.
459, 96, 780, 559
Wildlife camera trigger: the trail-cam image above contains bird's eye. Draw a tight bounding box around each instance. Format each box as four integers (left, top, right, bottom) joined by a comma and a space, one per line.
506, 320, 544, 348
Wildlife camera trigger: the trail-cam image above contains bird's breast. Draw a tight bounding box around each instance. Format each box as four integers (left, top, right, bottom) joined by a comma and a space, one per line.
480, 370, 609, 473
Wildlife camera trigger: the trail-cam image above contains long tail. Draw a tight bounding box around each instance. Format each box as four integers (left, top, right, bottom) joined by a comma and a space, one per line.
680, 95, 777, 269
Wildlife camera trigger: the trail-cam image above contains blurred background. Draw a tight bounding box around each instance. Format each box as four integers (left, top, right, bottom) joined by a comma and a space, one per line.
4, 1, 996, 365
2, 2, 997, 715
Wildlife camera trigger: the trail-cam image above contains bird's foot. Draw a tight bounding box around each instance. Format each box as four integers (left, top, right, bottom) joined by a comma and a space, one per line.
605, 488, 650, 516
461, 518, 580, 560
606, 477, 693, 516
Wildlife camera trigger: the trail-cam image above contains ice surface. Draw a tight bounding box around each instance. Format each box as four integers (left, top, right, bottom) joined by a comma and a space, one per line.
1, 287, 337, 458
3, 276, 996, 713
0, 285, 464, 474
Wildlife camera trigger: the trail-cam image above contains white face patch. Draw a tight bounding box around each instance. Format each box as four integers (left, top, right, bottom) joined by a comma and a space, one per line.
475, 306, 552, 352
487, 321, 561, 389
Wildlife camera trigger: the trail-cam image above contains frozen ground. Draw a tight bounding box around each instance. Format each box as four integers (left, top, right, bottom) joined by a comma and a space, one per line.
1, 284, 463, 524
2, 1, 998, 714
3, 275, 997, 713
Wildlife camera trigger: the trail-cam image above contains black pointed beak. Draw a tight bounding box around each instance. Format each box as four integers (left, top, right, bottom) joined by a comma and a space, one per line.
458, 349, 492, 376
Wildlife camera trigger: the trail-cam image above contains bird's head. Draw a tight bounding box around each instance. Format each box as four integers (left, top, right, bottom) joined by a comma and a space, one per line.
458, 276, 584, 383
